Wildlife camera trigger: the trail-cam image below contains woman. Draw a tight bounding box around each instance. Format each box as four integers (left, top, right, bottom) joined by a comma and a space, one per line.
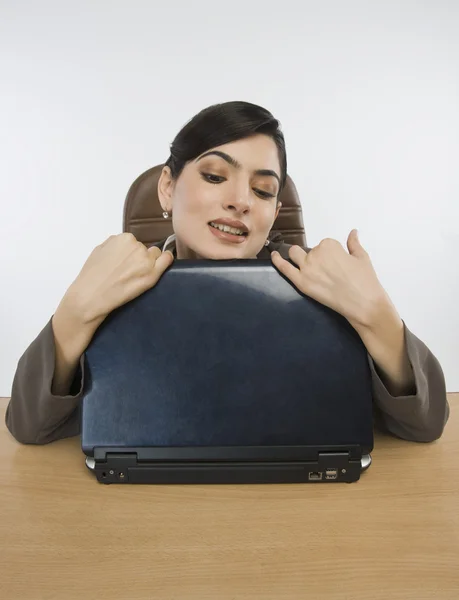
5, 101, 449, 444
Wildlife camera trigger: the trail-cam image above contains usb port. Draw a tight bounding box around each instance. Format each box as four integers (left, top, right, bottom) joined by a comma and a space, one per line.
325, 469, 338, 480
308, 471, 323, 481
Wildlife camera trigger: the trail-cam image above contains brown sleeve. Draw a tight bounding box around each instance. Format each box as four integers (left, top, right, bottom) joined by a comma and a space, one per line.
5, 318, 84, 444
369, 321, 449, 442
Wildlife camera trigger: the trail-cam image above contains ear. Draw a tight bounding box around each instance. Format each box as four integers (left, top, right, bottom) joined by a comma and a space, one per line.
273, 201, 282, 223
157, 166, 175, 212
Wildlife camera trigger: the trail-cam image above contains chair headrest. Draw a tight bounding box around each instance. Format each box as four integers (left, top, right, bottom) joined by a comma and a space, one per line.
123, 164, 306, 247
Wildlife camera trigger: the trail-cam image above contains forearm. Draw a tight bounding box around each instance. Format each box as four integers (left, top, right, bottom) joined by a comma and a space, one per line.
51, 295, 101, 395
6, 314, 88, 444
349, 299, 416, 397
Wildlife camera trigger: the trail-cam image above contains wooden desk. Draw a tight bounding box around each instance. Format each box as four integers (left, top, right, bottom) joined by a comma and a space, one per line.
1, 395, 458, 600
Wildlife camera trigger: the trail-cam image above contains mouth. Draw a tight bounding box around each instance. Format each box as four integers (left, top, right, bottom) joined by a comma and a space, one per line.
208, 221, 249, 244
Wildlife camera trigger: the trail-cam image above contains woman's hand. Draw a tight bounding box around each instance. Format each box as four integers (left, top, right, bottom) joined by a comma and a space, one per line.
63, 233, 174, 327
271, 229, 390, 328
272, 230, 416, 395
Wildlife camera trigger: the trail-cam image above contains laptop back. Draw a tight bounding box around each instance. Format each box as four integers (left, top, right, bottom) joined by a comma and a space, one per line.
81, 260, 374, 483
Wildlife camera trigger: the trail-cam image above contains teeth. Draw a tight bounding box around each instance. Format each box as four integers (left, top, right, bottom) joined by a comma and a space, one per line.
210, 222, 246, 236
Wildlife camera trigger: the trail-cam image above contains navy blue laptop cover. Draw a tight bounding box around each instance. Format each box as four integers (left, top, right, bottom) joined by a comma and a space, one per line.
81, 260, 374, 461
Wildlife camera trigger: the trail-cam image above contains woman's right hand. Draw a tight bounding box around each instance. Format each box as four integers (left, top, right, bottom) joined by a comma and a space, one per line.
63, 233, 174, 327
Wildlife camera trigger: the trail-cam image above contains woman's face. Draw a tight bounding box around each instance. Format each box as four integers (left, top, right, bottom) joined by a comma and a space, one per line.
158, 134, 282, 259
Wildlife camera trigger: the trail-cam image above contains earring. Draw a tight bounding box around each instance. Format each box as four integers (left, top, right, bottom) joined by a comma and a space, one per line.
162, 211, 169, 219
264, 239, 270, 246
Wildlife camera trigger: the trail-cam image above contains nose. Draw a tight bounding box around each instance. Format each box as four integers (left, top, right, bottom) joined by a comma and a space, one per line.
223, 188, 252, 215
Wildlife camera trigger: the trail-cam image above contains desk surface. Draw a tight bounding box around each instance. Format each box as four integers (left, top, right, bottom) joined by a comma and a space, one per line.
1, 394, 458, 600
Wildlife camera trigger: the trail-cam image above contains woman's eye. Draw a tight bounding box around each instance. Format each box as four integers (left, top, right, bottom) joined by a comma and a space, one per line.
254, 189, 275, 199
201, 172, 275, 199
201, 172, 225, 184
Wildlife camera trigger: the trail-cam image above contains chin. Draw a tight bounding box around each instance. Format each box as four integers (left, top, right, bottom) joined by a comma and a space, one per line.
205, 248, 244, 260
200, 243, 254, 261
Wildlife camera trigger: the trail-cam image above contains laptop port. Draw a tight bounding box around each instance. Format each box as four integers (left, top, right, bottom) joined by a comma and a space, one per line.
325, 469, 338, 480
308, 471, 323, 481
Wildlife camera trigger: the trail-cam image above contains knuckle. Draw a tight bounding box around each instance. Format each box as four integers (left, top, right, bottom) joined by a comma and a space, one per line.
135, 241, 148, 255
319, 238, 338, 250
121, 232, 137, 244
96, 234, 115, 249
148, 245, 162, 258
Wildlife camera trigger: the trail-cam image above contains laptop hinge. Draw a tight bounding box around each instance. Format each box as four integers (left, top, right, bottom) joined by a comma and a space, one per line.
95, 451, 138, 464
318, 451, 360, 468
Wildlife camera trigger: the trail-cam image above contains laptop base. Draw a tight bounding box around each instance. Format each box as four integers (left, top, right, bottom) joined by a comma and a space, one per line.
85, 452, 372, 484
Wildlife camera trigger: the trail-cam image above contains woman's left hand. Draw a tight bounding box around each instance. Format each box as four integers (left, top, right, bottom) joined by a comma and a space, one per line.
271, 229, 391, 328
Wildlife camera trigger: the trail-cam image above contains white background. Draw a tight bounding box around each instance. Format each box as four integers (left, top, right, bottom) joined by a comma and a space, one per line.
1, 0, 458, 395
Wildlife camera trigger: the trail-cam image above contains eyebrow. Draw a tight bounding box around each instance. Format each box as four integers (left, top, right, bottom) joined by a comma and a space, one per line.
195, 150, 281, 186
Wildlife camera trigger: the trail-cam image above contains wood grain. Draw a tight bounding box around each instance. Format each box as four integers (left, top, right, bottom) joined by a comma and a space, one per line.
1, 394, 458, 600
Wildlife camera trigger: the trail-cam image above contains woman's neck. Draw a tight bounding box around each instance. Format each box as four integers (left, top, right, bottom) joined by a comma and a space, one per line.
175, 237, 203, 260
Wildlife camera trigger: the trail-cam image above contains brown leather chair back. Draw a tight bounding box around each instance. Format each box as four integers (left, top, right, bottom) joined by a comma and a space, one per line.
123, 164, 306, 247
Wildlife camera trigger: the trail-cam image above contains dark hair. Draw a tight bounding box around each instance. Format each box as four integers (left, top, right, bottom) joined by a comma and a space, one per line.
165, 101, 287, 191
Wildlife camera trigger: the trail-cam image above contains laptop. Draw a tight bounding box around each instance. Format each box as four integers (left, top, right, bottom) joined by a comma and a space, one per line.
81, 259, 374, 484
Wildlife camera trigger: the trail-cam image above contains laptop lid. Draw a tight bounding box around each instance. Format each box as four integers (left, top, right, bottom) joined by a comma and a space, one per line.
81, 260, 374, 460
